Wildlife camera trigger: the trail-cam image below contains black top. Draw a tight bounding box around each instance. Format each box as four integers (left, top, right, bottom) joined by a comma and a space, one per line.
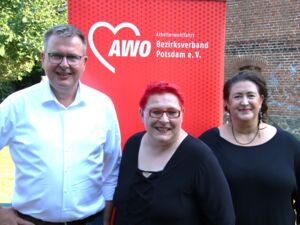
199, 127, 300, 225
113, 132, 235, 225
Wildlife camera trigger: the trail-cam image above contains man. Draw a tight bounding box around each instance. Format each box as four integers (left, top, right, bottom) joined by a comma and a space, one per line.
0, 24, 121, 225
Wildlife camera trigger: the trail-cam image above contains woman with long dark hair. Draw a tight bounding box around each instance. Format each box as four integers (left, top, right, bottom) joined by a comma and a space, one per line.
199, 70, 300, 225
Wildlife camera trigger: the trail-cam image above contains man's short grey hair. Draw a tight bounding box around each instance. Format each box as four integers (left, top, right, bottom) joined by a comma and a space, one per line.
44, 24, 87, 54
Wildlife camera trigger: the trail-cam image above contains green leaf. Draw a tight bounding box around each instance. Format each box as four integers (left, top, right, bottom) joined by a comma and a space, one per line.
0, 46, 5, 56
22, 17, 28, 23
0, 0, 67, 83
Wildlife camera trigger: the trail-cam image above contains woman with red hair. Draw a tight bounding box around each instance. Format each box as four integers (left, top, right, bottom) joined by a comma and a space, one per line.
113, 81, 235, 225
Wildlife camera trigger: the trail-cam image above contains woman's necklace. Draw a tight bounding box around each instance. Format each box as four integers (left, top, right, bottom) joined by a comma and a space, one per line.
231, 125, 259, 145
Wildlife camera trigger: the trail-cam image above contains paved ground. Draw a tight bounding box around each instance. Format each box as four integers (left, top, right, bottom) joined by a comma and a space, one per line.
0, 147, 14, 204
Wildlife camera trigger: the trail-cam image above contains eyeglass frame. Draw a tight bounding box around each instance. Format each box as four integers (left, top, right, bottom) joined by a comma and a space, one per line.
47, 52, 85, 65
148, 108, 182, 119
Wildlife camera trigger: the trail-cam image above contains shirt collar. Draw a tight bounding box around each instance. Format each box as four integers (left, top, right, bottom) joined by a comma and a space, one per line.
41, 80, 86, 107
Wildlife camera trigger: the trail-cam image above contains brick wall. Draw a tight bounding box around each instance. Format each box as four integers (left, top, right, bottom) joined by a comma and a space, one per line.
225, 0, 300, 135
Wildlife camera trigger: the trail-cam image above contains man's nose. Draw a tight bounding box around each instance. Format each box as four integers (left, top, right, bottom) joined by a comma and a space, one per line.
59, 57, 70, 67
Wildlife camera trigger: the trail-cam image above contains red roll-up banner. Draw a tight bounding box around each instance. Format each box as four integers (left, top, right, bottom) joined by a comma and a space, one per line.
68, 0, 226, 146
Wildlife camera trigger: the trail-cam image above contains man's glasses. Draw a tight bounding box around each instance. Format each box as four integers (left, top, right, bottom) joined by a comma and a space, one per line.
148, 109, 181, 119
47, 52, 84, 65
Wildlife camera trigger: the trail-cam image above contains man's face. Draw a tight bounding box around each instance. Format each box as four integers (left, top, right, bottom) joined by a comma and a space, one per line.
42, 35, 87, 97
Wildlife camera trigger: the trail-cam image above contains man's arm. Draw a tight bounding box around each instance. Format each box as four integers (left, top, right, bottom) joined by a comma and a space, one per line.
0, 206, 34, 225
103, 200, 113, 225
102, 101, 122, 225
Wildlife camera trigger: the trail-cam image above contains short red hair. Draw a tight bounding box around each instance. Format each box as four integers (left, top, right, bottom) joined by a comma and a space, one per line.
139, 81, 184, 110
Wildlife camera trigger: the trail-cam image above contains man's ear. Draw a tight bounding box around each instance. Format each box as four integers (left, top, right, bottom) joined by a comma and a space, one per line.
41, 52, 45, 61
41, 52, 46, 68
83, 56, 88, 65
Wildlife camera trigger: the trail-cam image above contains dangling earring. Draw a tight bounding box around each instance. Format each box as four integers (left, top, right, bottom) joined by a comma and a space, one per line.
224, 111, 230, 124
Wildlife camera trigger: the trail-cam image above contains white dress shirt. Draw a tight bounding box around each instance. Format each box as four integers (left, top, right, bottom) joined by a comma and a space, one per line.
0, 80, 121, 222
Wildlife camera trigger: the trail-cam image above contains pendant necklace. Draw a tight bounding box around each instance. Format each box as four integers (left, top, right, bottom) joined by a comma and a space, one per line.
231, 125, 259, 145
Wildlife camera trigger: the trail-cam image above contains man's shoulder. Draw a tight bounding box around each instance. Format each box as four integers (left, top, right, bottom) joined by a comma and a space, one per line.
80, 83, 112, 102
6, 82, 45, 101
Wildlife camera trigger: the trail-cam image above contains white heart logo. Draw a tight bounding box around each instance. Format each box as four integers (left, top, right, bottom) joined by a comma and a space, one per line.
88, 22, 141, 73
